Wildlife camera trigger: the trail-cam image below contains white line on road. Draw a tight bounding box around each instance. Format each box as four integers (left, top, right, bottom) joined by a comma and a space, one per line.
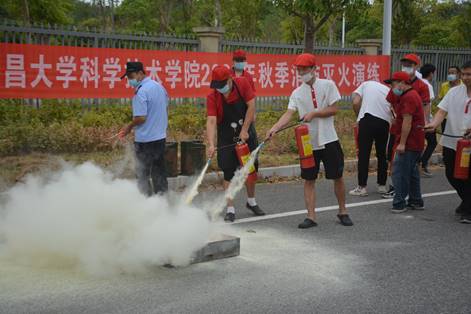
233, 190, 457, 224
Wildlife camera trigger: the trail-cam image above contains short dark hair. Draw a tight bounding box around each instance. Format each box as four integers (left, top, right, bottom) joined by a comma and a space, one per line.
462, 61, 471, 70
449, 65, 461, 73
419, 63, 436, 78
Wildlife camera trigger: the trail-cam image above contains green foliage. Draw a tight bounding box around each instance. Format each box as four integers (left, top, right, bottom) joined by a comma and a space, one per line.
0, 0, 73, 25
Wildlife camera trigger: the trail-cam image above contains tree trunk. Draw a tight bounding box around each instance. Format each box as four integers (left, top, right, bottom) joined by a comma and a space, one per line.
110, 0, 115, 32
214, 0, 222, 27
328, 18, 336, 46
23, 0, 31, 26
303, 16, 314, 53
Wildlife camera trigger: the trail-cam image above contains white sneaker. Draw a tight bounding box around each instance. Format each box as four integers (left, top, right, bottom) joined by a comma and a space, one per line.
377, 185, 388, 194
349, 186, 368, 196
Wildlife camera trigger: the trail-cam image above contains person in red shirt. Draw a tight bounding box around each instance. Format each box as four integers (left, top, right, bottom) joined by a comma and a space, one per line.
383, 53, 430, 199
231, 49, 256, 92
206, 66, 265, 222
384, 72, 425, 213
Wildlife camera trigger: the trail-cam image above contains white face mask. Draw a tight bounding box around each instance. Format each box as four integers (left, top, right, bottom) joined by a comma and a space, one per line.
401, 66, 414, 75
300, 72, 314, 83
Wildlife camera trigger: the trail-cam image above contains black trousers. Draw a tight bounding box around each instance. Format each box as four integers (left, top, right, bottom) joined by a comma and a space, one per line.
357, 113, 389, 187
420, 132, 437, 167
135, 139, 168, 196
443, 147, 471, 215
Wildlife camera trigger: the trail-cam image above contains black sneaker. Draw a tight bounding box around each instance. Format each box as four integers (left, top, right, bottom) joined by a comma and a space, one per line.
246, 203, 265, 216
382, 186, 395, 199
337, 214, 353, 226
422, 166, 432, 177
455, 202, 464, 216
407, 203, 425, 210
391, 207, 408, 214
459, 214, 471, 224
224, 212, 235, 222
298, 218, 318, 229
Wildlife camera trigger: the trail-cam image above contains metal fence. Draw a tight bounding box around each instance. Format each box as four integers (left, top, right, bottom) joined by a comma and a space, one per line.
1, 20, 471, 110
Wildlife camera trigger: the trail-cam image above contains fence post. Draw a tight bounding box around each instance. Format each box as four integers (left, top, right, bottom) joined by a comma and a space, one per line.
192, 26, 225, 52
356, 39, 382, 55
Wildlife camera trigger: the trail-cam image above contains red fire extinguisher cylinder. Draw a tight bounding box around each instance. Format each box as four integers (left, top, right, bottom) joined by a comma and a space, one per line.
235, 143, 258, 183
294, 125, 316, 169
454, 139, 471, 180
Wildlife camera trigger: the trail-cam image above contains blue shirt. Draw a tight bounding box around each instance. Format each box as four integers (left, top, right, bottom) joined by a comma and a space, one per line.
132, 77, 168, 143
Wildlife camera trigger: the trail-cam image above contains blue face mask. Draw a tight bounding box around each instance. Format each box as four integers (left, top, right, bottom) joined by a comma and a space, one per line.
393, 88, 403, 96
128, 78, 140, 88
447, 74, 457, 82
234, 62, 246, 71
217, 84, 231, 94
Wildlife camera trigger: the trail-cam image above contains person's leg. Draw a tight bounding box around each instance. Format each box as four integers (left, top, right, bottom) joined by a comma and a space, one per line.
420, 132, 437, 170
408, 151, 424, 207
357, 116, 374, 187
135, 142, 152, 196
223, 180, 235, 208
334, 178, 347, 215
391, 152, 408, 210
150, 140, 168, 195
374, 119, 390, 187
443, 147, 471, 219
304, 179, 316, 221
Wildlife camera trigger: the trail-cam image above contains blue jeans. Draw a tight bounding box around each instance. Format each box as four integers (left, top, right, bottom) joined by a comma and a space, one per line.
391, 150, 423, 209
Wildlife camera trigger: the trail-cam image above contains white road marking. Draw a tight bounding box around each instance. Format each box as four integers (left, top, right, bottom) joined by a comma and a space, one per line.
233, 190, 457, 224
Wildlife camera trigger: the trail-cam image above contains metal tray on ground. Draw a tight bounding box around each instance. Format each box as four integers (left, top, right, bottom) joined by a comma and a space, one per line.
191, 234, 240, 264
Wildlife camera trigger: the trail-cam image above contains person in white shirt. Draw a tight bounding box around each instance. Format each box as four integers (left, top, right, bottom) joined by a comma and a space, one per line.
419, 64, 438, 177
349, 81, 392, 197
267, 53, 353, 228
425, 60, 471, 224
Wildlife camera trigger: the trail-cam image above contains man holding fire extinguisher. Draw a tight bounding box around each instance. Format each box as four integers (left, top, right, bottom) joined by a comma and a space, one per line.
425, 61, 471, 224
206, 65, 265, 222
267, 53, 353, 228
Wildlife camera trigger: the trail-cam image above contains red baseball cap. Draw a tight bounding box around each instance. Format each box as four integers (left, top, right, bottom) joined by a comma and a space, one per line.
294, 53, 316, 67
210, 66, 231, 89
233, 49, 246, 60
400, 53, 421, 65
384, 71, 411, 84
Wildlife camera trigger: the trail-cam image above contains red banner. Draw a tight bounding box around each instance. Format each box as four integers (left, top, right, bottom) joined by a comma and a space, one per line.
0, 43, 390, 99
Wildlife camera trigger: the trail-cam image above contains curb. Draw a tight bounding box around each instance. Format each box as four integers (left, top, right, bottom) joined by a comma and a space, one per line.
168, 153, 443, 190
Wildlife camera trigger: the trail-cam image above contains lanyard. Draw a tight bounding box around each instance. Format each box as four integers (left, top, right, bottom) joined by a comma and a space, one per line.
310, 87, 318, 109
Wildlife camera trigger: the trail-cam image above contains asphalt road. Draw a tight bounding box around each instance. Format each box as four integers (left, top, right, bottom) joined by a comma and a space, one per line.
1, 167, 471, 314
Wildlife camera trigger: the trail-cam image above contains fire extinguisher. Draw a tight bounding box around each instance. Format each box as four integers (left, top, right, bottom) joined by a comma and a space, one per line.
354, 125, 359, 158
235, 143, 258, 183
294, 124, 316, 169
454, 139, 471, 180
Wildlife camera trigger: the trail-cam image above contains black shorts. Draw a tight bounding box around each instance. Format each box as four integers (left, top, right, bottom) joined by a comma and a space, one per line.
301, 141, 344, 181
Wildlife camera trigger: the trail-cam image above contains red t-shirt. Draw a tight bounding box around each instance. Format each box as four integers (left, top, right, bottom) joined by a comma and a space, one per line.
231, 68, 256, 92
394, 88, 425, 152
206, 77, 255, 124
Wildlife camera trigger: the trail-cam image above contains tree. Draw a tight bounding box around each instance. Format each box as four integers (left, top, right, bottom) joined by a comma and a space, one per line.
274, 0, 364, 52
0, 0, 73, 26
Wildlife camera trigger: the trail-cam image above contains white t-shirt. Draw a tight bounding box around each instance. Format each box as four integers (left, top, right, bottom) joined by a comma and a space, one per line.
353, 81, 391, 124
438, 84, 471, 150
288, 78, 341, 150
422, 78, 435, 101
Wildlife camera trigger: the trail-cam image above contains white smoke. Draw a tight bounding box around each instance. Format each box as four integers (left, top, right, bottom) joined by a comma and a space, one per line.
0, 162, 212, 276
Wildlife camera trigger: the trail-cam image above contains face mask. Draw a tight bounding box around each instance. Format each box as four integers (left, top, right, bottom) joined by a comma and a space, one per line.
401, 66, 414, 75
234, 62, 246, 71
300, 72, 314, 83
128, 79, 139, 88
217, 84, 230, 94
447, 74, 457, 82
393, 88, 403, 96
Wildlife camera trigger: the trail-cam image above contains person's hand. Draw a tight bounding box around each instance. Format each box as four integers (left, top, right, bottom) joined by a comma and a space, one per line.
302, 112, 316, 122
118, 125, 131, 140
239, 129, 250, 143
396, 143, 406, 154
266, 126, 279, 140
423, 123, 436, 133
207, 144, 216, 159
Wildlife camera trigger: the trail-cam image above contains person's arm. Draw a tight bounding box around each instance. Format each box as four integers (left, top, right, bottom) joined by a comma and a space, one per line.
303, 102, 338, 121
119, 116, 146, 137
240, 98, 256, 142
352, 93, 362, 117
119, 92, 147, 138
266, 109, 296, 139
206, 116, 217, 158
423, 103, 431, 123
396, 114, 412, 154
424, 109, 447, 131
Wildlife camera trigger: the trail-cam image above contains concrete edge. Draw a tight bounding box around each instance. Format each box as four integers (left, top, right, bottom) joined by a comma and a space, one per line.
168, 153, 443, 190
